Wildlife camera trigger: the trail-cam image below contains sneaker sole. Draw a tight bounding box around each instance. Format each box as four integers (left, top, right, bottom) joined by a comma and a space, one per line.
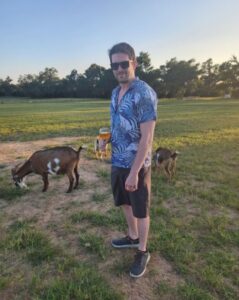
129, 253, 151, 278
111, 242, 139, 249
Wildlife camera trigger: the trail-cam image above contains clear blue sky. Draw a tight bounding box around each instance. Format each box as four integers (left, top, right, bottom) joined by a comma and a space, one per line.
0, 0, 238, 82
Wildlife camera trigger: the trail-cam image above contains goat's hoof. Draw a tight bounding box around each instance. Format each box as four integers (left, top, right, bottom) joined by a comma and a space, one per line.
66, 190, 72, 193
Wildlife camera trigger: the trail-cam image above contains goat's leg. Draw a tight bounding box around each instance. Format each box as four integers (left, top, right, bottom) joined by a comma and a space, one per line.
156, 162, 161, 174
164, 164, 172, 181
73, 166, 79, 189
66, 171, 74, 193
170, 161, 176, 177
42, 173, 49, 192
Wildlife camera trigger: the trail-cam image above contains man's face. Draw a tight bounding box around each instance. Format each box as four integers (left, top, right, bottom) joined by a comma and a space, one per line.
111, 53, 137, 84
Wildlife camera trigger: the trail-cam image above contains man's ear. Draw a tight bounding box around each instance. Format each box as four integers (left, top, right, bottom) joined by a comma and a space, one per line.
133, 59, 138, 69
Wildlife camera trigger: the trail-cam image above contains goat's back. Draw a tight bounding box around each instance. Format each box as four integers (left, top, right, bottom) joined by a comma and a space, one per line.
30, 147, 79, 171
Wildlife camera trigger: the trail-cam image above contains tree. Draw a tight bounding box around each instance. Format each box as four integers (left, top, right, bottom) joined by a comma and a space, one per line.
199, 59, 219, 96
217, 56, 239, 96
158, 58, 200, 98
18, 74, 40, 97
137, 52, 153, 73
136, 52, 162, 94
97, 68, 117, 98
1, 54, 238, 99
0, 76, 15, 96
84, 64, 107, 97
61, 69, 80, 97
37, 67, 60, 97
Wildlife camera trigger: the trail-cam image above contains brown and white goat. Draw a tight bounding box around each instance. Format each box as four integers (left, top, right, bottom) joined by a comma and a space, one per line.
11, 146, 84, 193
153, 147, 179, 181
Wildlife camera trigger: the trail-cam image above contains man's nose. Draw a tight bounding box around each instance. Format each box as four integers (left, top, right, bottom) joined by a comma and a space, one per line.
118, 65, 124, 71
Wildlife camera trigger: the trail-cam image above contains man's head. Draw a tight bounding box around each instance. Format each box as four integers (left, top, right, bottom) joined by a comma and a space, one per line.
109, 42, 137, 84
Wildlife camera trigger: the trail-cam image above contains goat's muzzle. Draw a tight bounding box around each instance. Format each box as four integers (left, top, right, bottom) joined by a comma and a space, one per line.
12, 175, 28, 189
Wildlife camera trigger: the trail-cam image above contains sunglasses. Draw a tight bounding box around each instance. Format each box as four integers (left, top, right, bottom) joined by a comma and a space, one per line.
110, 60, 131, 70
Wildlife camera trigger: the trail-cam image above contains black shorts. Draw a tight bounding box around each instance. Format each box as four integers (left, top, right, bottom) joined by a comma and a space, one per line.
111, 166, 151, 218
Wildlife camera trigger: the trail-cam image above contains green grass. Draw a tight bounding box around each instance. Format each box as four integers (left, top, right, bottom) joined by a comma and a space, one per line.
91, 192, 108, 203
0, 98, 111, 142
1, 220, 59, 266
31, 265, 122, 300
110, 256, 133, 277
0, 97, 239, 299
0, 186, 28, 201
0, 176, 29, 201
0, 219, 122, 299
71, 208, 125, 231
79, 232, 109, 259
96, 168, 111, 181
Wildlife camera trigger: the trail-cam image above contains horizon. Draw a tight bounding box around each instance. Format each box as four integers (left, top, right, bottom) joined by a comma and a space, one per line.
1, 0, 238, 82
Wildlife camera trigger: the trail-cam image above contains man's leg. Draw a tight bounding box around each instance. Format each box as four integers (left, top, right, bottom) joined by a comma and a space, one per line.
111, 204, 139, 248
137, 216, 150, 252
129, 167, 151, 278
121, 205, 150, 251
137, 216, 150, 251
122, 204, 138, 240
129, 216, 150, 278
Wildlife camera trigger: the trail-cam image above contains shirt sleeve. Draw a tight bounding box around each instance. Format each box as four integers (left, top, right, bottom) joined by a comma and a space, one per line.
137, 89, 158, 123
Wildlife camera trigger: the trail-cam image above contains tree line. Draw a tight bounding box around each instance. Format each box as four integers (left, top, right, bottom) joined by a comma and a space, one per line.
0, 53, 238, 99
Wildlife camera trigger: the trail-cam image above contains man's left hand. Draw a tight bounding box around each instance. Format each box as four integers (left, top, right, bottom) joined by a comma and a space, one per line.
125, 172, 138, 192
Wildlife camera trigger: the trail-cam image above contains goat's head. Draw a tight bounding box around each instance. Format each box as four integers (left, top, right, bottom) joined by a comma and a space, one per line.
153, 147, 180, 168
11, 164, 28, 189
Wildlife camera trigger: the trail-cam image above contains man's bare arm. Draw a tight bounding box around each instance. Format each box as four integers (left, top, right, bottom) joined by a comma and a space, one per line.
125, 120, 155, 191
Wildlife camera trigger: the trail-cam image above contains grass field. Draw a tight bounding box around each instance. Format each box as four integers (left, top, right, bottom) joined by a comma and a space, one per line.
0, 97, 239, 299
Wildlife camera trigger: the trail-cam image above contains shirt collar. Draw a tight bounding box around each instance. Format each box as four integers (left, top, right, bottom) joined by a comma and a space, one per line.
112, 77, 139, 112
115, 76, 139, 93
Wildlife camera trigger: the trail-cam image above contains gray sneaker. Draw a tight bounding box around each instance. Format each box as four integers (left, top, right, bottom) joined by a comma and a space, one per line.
111, 236, 139, 249
130, 250, 150, 278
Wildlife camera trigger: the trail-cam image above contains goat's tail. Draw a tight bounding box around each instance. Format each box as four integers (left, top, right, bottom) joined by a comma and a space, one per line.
77, 145, 87, 156
171, 151, 180, 160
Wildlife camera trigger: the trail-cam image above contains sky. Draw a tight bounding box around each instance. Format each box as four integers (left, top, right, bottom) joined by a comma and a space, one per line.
0, 0, 238, 82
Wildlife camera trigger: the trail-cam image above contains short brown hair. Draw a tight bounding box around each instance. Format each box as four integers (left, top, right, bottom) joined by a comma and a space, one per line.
108, 42, 136, 63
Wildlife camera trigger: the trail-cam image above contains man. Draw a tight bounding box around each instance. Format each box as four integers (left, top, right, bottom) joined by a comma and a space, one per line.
109, 42, 158, 278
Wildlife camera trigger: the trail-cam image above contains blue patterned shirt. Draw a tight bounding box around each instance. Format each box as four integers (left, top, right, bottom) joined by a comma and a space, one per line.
110, 78, 158, 168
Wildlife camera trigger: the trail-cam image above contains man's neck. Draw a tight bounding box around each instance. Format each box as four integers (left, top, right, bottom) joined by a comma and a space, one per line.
119, 77, 136, 91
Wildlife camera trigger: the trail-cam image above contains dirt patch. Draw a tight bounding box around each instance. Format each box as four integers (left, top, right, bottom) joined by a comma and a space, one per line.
98, 247, 184, 300
0, 136, 83, 164
0, 138, 185, 300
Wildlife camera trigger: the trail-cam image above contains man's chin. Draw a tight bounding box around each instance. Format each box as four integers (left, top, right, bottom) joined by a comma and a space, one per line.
118, 79, 130, 84
116, 74, 129, 83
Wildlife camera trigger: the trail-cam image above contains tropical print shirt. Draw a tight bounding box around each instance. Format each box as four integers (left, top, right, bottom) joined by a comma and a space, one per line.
110, 77, 158, 168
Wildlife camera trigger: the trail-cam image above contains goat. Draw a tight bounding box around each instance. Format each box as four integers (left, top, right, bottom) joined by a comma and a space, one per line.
11, 146, 84, 193
153, 147, 179, 181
